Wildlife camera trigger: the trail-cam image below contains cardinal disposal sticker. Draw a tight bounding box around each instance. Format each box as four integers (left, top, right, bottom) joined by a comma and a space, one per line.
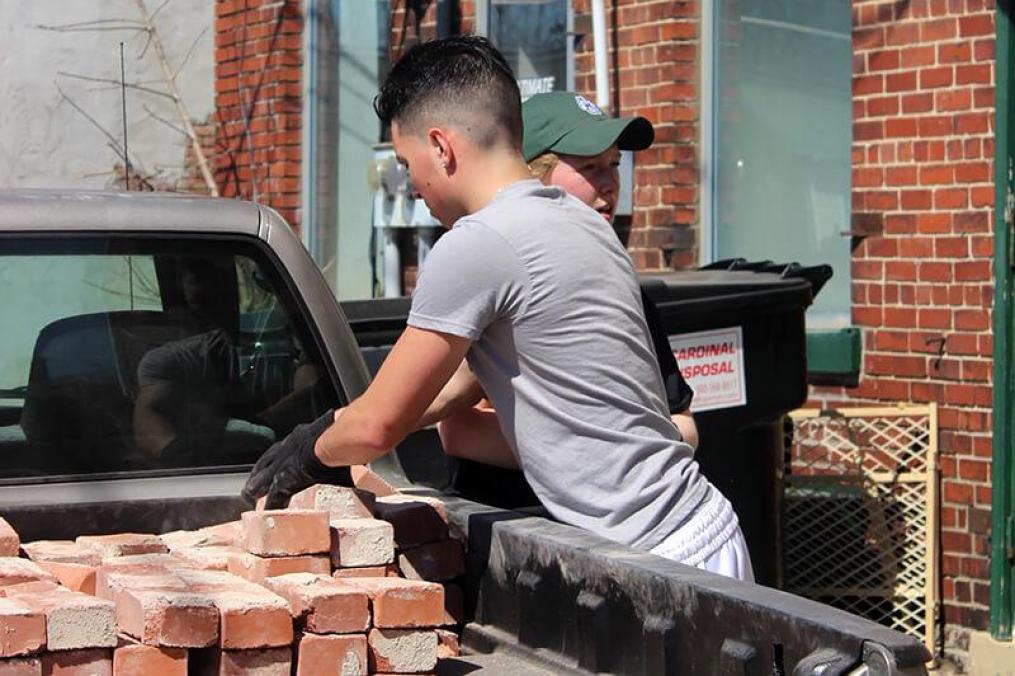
669, 327, 746, 412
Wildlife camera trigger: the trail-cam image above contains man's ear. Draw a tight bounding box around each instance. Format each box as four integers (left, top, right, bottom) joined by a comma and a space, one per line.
428, 127, 455, 173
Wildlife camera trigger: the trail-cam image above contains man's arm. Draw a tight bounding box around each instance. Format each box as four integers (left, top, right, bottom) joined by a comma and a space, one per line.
314, 326, 473, 466
672, 410, 699, 450
415, 359, 484, 429
133, 384, 179, 458
438, 404, 519, 469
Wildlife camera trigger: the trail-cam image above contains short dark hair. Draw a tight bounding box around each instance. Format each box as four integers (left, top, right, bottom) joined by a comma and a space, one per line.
374, 36, 522, 151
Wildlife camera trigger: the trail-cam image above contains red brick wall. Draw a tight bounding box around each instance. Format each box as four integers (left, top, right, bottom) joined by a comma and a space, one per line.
572, 0, 700, 270
807, 0, 997, 661
214, 0, 304, 231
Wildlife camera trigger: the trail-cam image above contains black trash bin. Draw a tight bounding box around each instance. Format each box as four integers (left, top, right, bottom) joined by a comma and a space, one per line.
639, 262, 829, 587
341, 261, 828, 587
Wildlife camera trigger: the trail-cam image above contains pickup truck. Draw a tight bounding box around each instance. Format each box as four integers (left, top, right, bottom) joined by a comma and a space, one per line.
0, 190, 930, 675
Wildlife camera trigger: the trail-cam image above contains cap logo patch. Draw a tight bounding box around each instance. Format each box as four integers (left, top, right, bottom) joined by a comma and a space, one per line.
574, 94, 603, 117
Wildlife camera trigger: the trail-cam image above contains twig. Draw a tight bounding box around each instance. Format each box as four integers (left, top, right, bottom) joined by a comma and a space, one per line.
172, 25, 209, 80
37, 18, 142, 30
57, 70, 173, 99
56, 82, 124, 156
143, 103, 187, 136
133, 0, 218, 196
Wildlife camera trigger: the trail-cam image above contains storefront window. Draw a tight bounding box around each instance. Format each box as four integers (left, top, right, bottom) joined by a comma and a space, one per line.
711, 0, 852, 325
483, 0, 569, 98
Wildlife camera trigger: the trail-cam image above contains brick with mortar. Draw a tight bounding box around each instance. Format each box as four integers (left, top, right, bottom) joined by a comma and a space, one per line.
329, 519, 394, 568
171, 546, 245, 571
437, 628, 460, 659
0, 598, 46, 657
398, 540, 466, 582
0, 519, 18, 558
374, 497, 448, 548
76, 535, 168, 559
338, 577, 443, 629
19, 542, 100, 567
35, 562, 96, 596
240, 511, 330, 556
289, 484, 376, 519
294, 632, 367, 676
0, 558, 57, 589
115, 588, 219, 648
350, 465, 398, 497
226, 552, 329, 583
188, 646, 291, 676
196, 522, 243, 548
159, 530, 235, 551
4, 583, 116, 650
367, 628, 437, 673
331, 564, 399, 579
40, 648, 112, 676
0, 656, 40, 676
95, 566, 182, 601
263, 573, 370, 634
112, 635, 186, 676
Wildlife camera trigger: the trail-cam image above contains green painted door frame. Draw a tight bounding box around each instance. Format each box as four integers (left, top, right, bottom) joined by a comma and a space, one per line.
992, 0, 1015, 641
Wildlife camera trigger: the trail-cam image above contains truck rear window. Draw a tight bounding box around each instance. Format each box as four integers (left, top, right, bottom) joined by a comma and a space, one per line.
0, 236, 341, 481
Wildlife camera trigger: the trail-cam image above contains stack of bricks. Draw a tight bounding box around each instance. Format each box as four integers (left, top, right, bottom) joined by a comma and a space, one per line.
0, 477, 465, 675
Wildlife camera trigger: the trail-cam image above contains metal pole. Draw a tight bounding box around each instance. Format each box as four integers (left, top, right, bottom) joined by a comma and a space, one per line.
120, 42, 129, 190
590, 0, 609, 109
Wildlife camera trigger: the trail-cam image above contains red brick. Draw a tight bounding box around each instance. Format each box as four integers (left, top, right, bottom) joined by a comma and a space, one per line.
226, 553, 329, 583
116, 589, 219, 648
288, 485, 376, 519
76, 535, 168, 559
374, 497, 449, 548
263, 573, 369, 634
40, 649, 112, 676
0, 598, 46, 657
350, 466, 399, 497
331, 565, 399, 579
170, 546, 245, 572
112, 637, 186, 676
339, 577, 443, 629
240, 511, 330, 557
0, 520, 18, 558
329, 520, 394, 568
196, 523, 243, 548
437, 628, 460, 659
0, 559, 58, 589
0, 656, 40, 675
206, 589, 292, 650
367, 628, 437, 674
159, 531, 235, 551
398, 540, 466, 583
4, 585, 116, 650
294, 633, 367, 676
188, 647, 291, 676
20, 542, 100, 567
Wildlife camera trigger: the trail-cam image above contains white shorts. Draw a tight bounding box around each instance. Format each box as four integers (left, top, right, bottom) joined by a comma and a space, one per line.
649, 489, 755, 583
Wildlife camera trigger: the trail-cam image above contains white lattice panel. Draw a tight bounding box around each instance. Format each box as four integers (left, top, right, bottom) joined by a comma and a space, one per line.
785, 405, 939, 655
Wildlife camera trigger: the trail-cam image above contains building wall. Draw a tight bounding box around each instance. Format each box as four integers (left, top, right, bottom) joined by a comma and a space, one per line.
809, 2, 996, 664
0, 0, 214, 191
213, 0, 304, 229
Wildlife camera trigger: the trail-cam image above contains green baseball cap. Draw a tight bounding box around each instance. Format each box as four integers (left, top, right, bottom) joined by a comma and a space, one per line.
522, 91, 655, 162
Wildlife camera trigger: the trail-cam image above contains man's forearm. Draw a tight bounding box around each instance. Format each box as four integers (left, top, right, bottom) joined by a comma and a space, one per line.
438, 405, 519, 470
416, 359, 484, 429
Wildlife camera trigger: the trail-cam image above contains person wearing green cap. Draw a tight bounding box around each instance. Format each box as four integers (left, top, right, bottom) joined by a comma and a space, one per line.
521, 90, 698, 449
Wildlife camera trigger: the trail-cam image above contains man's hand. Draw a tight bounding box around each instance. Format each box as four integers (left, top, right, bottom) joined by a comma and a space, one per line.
241, 409, 352, 509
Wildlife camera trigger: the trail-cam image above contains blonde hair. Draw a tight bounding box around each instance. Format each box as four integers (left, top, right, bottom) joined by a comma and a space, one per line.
527, 152, 560, 184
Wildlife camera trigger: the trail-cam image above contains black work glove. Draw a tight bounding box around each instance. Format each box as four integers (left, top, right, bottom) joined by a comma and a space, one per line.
241, 409, 353, 509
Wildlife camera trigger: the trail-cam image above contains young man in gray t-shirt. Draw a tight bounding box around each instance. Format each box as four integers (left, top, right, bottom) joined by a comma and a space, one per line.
243, 36, 751, 581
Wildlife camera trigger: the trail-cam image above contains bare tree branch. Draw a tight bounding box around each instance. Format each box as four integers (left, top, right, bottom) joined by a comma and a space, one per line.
143, 103, 187, 136
172, 25, 209, 80
57, 70, 173, 100
36, 21, 144, 33
133, 0, 218, 196
55, 82, 124, 156
149, 0, 174, 21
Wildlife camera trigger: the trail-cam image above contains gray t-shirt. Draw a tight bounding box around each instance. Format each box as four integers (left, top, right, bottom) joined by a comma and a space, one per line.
409, 179, 710, 549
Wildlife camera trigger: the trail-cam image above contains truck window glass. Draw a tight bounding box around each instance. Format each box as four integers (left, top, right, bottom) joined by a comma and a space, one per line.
0, 236, 341, 482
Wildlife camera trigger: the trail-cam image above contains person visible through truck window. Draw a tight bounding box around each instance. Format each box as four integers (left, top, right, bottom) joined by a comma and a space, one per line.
242, 36, 753, 582
522, 90, 698, 450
